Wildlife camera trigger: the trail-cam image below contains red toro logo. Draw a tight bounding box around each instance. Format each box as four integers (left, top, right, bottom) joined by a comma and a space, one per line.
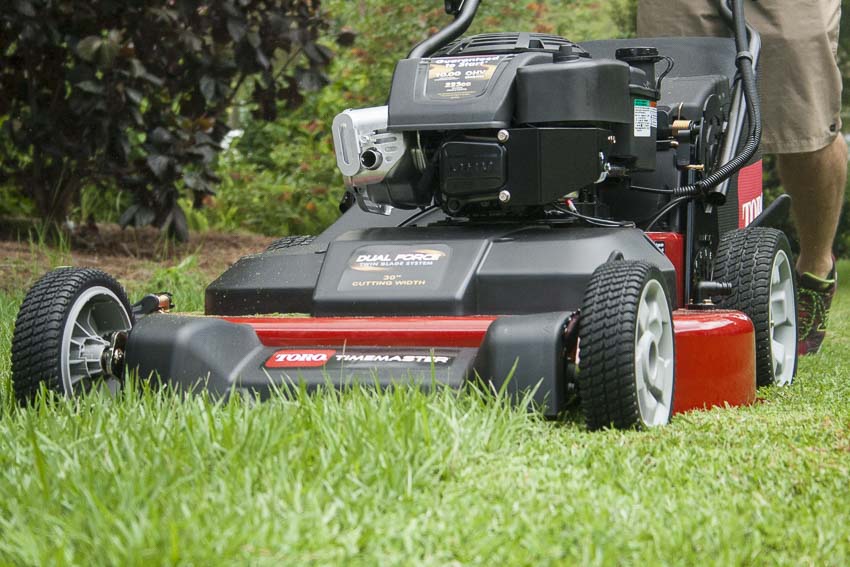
738, 160, 764, 228
265, 349, 336, 368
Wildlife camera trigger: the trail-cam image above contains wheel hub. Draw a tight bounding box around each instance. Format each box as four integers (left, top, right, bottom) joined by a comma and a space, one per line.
60, 286, 133, 396
635, 280, 675, 426
769, 249, 796, 386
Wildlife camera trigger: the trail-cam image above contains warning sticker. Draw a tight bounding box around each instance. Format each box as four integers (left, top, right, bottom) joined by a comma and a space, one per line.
338, 244, 451, 292
634, 99, 657, 138
425, 55, 505, 100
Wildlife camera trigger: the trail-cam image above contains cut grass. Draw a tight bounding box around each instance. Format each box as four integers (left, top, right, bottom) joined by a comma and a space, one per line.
0, 260, 848, 565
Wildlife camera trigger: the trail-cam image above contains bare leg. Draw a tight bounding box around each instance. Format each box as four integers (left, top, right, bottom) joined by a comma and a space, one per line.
777, 134, 848, 278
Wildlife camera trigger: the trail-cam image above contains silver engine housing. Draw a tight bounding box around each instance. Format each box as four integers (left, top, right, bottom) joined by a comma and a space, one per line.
332, 106, 408, 191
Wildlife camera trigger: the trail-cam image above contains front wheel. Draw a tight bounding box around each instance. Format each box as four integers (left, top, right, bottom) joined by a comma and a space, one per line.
11, 268, 133, 404
578, 260, 676, 430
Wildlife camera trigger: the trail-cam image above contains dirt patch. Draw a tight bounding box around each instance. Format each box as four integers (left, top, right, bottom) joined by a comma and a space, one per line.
0, 223, 273, 293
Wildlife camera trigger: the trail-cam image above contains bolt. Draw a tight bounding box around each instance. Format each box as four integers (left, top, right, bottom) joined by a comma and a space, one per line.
497, 130, 510, 143
498, 190, 511, 203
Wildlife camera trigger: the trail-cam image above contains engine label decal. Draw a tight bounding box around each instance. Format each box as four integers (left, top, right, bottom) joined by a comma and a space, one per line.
425, 55, 505, 100
264, 348, 455, 369
634, 99, 657, 138
338, 244, 451, 292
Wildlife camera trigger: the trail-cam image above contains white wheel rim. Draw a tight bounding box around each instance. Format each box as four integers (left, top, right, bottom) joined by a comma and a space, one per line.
60, 286, 132, 397
769, 250, 797, 386
635, 279, 675, 427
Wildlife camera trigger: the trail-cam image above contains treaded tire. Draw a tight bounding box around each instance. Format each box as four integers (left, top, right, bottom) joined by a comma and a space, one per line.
578, 260, 676, 431
266, 235, 316, 252
11, 268, 133, 404
713, 227, 797, 387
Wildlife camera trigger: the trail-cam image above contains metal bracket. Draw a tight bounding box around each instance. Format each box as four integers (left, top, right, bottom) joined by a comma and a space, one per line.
132, 293, 174, 318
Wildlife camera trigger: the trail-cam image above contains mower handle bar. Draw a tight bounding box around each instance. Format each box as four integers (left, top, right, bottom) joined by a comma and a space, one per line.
708, 0, 761, 205
408, 0, 482, 59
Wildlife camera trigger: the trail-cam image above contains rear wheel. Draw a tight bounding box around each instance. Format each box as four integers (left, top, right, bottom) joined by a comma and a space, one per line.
578, 260, 675, 430
11, 268, 133, 403
713, 227, 797, 387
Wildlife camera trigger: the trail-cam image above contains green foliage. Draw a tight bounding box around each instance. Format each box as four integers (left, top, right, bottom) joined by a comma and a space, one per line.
0, 0, 334, 240
146, 255, 207, 312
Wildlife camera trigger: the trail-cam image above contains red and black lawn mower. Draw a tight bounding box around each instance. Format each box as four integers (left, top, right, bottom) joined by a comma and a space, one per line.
11, 0, 798, 429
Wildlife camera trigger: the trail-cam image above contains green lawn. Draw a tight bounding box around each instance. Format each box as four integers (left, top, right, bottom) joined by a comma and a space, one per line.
0, 259, 848, 565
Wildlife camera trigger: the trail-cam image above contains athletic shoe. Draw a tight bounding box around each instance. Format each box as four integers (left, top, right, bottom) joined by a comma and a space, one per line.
796, 264, 837, 356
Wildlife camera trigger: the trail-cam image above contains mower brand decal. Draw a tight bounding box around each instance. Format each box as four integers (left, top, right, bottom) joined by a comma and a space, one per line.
737, 160, 764, 228
425, 55, 505, 100
334, 353, 452, 365
634, 99, 657, 138
265, 349, 337, 368
741, 195, 763, 227
264, 349, 455, 370
339, 244, 451, 292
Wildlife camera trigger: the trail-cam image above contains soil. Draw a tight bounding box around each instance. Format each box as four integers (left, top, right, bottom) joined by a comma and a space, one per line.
0, 222, 273, 293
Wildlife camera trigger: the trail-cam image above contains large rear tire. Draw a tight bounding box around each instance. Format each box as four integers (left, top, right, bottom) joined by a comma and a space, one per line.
11, 268, 133, 404
578, 260, 676, 430
713, 227, 797, 387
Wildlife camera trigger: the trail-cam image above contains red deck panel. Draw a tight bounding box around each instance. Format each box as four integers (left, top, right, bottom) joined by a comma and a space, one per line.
224, 316, 497, 348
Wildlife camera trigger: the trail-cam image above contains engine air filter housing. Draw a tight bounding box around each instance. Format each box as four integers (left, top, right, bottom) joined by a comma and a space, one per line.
434, 32, 589, 57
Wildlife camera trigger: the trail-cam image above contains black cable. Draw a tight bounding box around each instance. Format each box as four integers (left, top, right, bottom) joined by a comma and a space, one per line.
655, 56, 675, 91
550, 204, 635, 228
632, 185, 675, 195
641, 196, 690, 231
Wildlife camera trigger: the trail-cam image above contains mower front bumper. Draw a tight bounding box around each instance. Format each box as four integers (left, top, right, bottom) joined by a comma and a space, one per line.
126, 312, 574, 416
125, 310, 756, 417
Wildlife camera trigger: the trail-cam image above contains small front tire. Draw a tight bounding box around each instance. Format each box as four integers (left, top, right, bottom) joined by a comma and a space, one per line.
578, 260, 676, 430
11, 268, 134, 404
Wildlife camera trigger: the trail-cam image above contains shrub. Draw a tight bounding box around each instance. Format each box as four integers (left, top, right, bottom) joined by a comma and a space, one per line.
0, 0, 334, 240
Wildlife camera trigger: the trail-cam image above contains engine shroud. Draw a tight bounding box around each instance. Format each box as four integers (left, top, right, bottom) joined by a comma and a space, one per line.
333, 32, 661, 216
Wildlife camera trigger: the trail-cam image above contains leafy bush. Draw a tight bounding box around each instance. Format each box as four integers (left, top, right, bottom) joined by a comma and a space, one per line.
0, 0, 334, 240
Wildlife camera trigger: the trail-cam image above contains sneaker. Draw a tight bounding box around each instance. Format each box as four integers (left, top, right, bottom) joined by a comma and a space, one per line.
796, 264, 837, 356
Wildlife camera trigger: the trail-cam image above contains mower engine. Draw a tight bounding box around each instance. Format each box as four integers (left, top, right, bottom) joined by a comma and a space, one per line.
333, 34, 667, 217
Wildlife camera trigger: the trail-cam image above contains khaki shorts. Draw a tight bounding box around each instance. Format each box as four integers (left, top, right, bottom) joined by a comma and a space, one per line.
637, 0, 843, 154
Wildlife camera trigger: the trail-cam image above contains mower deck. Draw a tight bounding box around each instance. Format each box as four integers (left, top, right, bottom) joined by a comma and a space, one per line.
125, 309, 755, 417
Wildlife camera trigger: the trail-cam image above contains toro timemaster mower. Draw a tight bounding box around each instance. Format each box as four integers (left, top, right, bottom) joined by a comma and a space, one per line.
11, 0, 798, 429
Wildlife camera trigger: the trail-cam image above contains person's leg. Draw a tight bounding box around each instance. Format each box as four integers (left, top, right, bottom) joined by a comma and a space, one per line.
779, 134, 847, 355
778, 134, 848, 278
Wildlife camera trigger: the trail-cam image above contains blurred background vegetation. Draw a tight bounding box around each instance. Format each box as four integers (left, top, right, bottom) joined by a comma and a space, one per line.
1, 0, 848, 254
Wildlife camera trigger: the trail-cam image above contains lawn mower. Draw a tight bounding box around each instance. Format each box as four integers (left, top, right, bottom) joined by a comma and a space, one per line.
11, 0, 798, 429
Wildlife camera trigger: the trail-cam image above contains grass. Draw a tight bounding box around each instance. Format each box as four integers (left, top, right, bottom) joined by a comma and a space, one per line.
0, 257, 848, 565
